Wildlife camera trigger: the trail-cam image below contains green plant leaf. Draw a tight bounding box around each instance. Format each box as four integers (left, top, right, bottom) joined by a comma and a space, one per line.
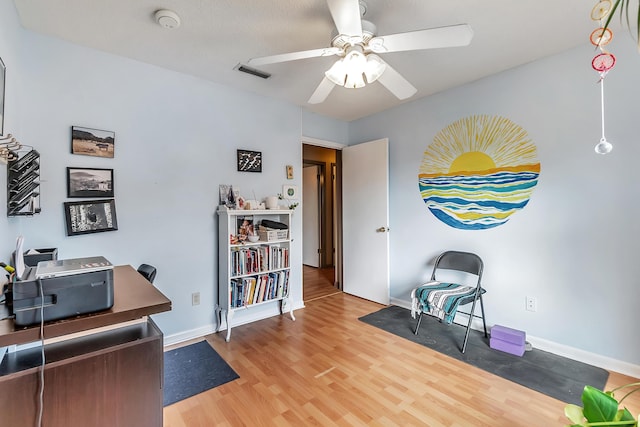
565, 404, 586, 424
582, 385, 620, 422
600, 0, 640, 48
601, 0, 623, 38
617, 408, 636, 422
613, 382, 640, 405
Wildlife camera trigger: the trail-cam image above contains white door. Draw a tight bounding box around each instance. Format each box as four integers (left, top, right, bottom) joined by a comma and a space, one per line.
303, 165, 320, 267
342, 138, 390, 305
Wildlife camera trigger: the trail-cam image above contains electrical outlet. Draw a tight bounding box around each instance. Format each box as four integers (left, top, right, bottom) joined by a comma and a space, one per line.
526, 296, 537, 312
192, 292, 200, 306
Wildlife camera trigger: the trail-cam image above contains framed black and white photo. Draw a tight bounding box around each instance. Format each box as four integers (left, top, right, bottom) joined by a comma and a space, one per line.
67, 167, 114, 198
237, 149, 262, 172
0, 56, 5, 136
64, 199, 118, 236
71, 126, 115, 158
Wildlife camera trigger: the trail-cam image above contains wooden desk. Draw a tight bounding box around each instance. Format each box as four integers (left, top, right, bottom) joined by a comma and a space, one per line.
0, 265, 172, 427
0, 264, 172, 347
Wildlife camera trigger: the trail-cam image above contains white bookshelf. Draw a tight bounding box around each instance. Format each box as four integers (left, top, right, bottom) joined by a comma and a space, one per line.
215, 207, 295, 341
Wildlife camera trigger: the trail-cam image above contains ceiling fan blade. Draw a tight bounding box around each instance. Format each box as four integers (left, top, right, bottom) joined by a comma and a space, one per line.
308, 77, 336, 104
327, 0, 363, 37
369, 24, 473, 53
248, 47, 341, 66
375, 60, 417, 100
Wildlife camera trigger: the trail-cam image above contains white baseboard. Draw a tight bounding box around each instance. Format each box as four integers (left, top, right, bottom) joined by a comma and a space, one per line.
526, 336, 640, 379
389, 297, 640, 379
163, 299, 305, 347
163, 324, 218, 347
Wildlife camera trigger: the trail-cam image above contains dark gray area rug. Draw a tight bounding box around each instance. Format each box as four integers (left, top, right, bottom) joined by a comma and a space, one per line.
359, 305, 608, 405
163, 340, 239, 406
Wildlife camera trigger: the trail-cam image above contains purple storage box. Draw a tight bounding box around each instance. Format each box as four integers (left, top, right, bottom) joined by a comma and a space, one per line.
490, 324, 526, 345
490, 337, 526, 357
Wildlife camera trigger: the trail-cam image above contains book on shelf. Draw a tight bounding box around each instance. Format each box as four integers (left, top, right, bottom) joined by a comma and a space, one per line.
230, 245, 291, 274
228, 269, 290, 308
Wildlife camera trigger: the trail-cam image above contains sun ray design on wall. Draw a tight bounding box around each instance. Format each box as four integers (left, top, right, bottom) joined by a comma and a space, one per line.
419, 115, 540, 230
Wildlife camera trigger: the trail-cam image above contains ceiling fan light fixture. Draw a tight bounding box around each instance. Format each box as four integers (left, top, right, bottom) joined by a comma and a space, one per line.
325, 59, 347, 86
326, 45, 380, 89
344, 48, 365, 77
363, 54, 386, 83
344, 70, 366, 88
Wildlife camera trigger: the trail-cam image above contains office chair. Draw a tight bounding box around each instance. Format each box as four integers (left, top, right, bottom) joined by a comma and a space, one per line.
412, 251, 487, 353
137, 264, 157, 284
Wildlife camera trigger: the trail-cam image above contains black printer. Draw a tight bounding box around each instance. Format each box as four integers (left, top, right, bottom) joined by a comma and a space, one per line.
7, 262, 114, 327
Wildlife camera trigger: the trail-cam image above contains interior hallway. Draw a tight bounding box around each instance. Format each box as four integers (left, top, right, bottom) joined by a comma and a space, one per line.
303, 265, 340, 302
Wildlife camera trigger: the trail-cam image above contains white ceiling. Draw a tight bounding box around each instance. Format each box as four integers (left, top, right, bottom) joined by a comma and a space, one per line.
13, 0, 597, 122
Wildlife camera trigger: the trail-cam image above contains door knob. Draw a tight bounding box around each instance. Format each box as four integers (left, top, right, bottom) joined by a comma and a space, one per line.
376, 227, 389, 232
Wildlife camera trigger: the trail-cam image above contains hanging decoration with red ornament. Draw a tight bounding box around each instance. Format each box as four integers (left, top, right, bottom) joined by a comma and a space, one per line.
590, 0, 616, 154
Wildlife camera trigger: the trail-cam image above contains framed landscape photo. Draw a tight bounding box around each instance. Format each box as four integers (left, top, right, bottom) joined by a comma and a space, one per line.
67, 167, 114, 198
64, 199, 118, 236
237, 149, 262, 172
71, 126, 115, 158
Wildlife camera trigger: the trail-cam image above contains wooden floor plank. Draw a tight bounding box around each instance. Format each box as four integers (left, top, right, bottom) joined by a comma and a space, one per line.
164, 268, 639, 426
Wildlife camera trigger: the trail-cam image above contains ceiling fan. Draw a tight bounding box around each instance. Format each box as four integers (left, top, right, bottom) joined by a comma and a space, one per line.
247, 0, 473, 104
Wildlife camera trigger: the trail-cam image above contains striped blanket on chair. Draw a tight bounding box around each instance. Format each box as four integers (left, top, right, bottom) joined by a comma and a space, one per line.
411, 281, 484, 324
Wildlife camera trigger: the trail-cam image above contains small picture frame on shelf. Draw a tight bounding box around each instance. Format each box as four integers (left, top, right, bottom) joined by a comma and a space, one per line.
236, 216, 254, 242
237, 149, 262, 172
219, 184, 241, 208
67, 167, 114, 198
71, 126, 115, 158
64, 199, 118, 236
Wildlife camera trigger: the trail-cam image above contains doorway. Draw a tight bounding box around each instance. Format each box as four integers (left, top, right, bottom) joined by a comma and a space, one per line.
301, 137, 390, 305
302, 143, 340, 300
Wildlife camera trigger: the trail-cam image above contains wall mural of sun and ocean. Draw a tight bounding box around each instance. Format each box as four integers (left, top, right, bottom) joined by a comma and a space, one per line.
419, 115, 540, 230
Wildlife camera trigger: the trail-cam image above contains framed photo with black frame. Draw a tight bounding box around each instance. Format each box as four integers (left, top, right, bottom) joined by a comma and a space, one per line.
67, 167, 114, 198
71, 125, 115, 158
64, 199, 118, 236
237, 149, 262, 172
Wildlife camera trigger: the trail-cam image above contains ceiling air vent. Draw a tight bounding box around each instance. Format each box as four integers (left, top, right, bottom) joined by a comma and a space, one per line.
235, 64, 271, 79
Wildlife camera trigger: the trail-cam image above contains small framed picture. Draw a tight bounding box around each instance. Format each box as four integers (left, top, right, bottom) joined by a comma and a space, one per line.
236, 216, 254, 242
286, 165, 294, 180
282, 185, 298, 199
237, 149, 262, 172
71, 126, 115, 158
64, 199, 118, 236
67, 167, 114, 198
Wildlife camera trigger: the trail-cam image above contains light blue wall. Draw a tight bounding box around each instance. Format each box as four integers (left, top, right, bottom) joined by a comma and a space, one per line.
0, 0, 25, 257
0, 1, 346, 338
349, 39, 640, 366
302, 110, 349, 145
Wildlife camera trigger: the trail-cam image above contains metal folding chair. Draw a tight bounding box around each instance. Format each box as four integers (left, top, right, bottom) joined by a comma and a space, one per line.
413, 251, 487, 353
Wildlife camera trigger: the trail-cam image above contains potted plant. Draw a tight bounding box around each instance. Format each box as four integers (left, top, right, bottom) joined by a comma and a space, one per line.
600, 0, 640, 46
564, 382, 639, 426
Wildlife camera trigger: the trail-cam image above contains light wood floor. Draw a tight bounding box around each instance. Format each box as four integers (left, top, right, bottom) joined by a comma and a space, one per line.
303, 265, 340, 302
164, 270, 639, 426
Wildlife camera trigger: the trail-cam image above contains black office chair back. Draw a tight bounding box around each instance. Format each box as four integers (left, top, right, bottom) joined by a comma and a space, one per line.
430, 251, 483, 281
137, 264, 157, 284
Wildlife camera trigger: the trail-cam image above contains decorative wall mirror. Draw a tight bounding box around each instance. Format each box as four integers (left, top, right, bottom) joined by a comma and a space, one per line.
0, 56, 5, 135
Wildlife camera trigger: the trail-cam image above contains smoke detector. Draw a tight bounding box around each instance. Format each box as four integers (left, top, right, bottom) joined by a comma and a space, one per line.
154, 9, 181, 29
